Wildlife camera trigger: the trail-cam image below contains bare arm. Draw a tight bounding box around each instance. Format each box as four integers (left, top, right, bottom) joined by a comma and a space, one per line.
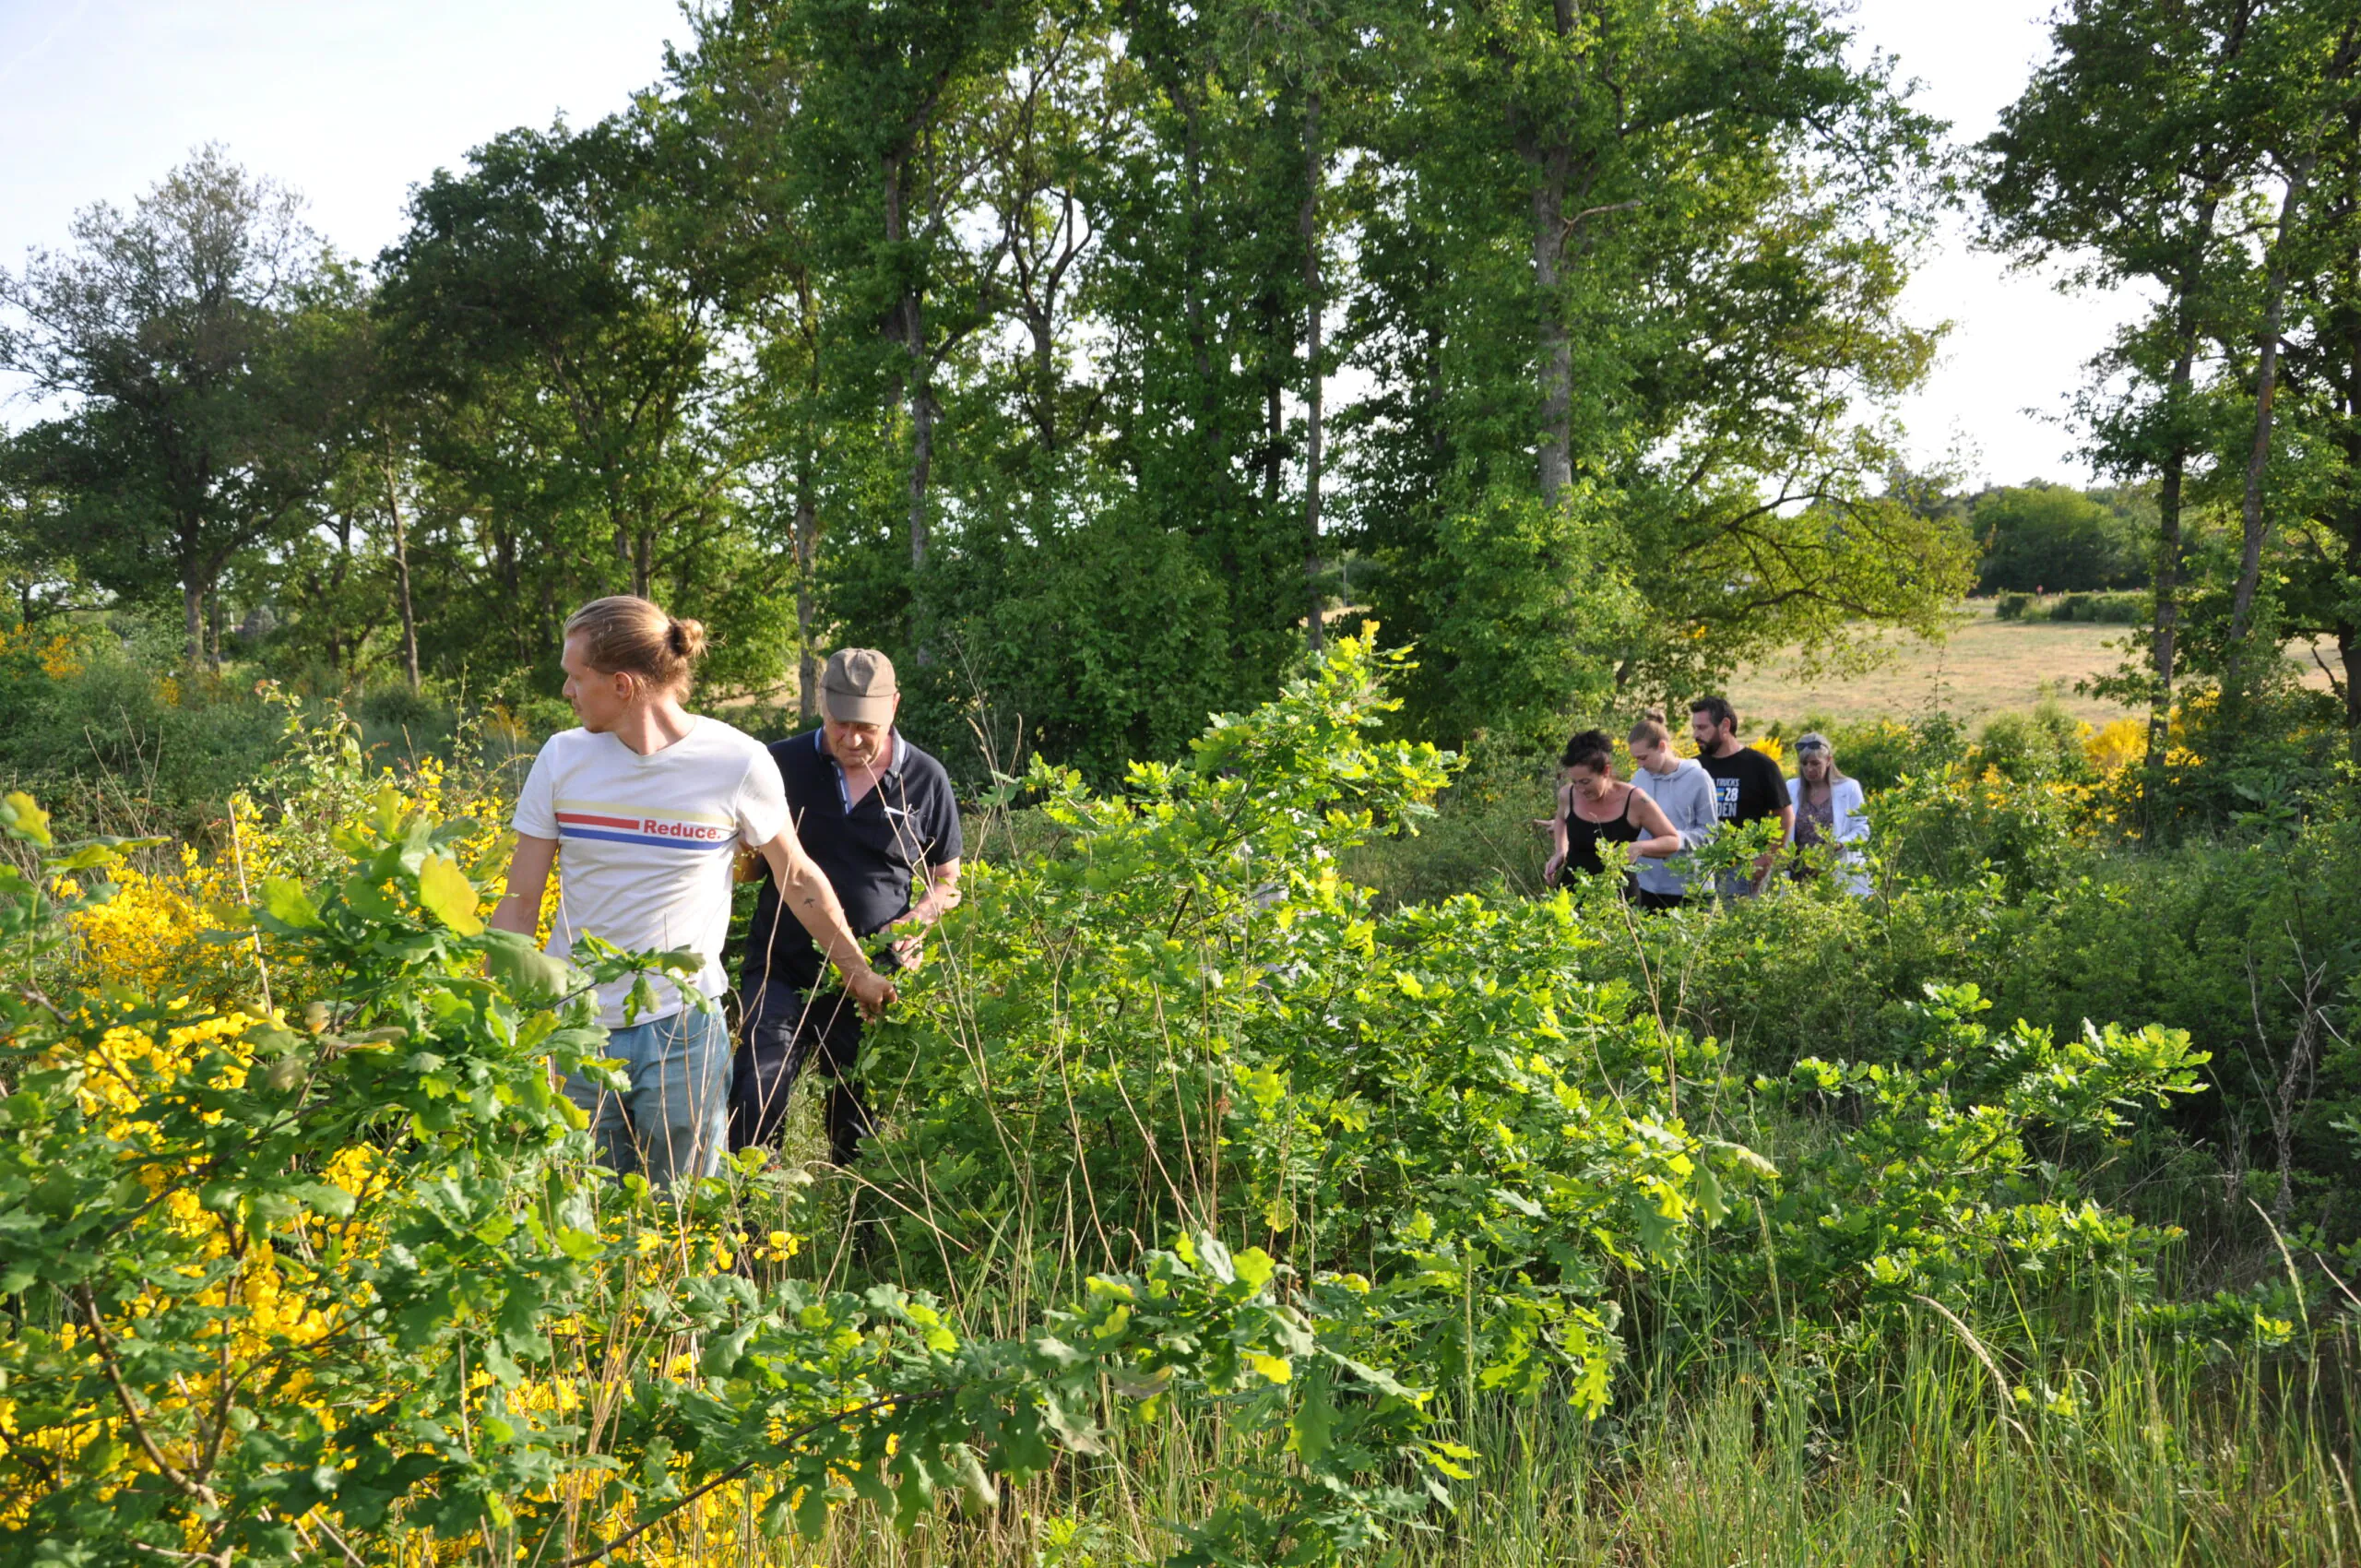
1628, 790, 1682, 860
1542, 785, 1571, 883
906, 859, 963, 928
889, 859, 963, 964
492, 834, 557, 936
756, 826, 896, 1017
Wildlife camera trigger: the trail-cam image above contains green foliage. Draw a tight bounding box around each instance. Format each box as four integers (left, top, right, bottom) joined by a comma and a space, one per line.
0, 625, 285, 843
1387, 488, 1643, 745
1994, 588, 2148, 624
1983, 0, 2361, 764
1757, 985, 2207, 1311
868, 633, 1777, 1412
8, 628, 2354, 1563
374, 110, 784, 690
2, 0, 1986, 774
1973, 483, 2147, 594
0, 776, 1450, 1563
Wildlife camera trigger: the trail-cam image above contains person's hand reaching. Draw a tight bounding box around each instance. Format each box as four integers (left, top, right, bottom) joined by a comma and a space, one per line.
846, 965, 897, 1019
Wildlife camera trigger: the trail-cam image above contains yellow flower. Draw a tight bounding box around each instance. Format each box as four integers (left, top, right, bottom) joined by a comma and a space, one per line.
2083, 719, 2145, 776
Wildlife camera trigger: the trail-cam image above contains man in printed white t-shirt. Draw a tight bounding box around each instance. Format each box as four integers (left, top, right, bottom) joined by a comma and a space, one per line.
493, 596, 894, 1184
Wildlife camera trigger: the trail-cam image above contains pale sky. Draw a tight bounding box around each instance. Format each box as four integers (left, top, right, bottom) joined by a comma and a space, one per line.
1, 0, 2140, 487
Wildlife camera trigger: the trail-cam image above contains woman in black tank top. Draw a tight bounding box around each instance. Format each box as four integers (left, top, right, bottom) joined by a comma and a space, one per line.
1559, 783, 1648, 882
1545, 729, 1684, 894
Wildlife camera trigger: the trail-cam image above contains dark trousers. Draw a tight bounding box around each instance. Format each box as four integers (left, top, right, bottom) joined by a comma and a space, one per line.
730, 975, 872, 1165
1633, 888, 1687, 912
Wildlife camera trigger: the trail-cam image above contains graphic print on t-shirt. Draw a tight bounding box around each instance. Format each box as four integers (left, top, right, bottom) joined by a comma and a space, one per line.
552, 799, 739, 852
1713, 777, 1741, 820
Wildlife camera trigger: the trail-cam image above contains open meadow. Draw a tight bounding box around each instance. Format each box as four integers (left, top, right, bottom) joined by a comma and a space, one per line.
1730, 604, 2342, 731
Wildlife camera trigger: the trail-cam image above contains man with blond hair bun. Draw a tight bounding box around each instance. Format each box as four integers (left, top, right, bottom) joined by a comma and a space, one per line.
492, 595, 893, 1186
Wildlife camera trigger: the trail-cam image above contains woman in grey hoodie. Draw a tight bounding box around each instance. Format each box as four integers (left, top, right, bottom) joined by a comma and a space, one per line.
1625, 711, 1717, 910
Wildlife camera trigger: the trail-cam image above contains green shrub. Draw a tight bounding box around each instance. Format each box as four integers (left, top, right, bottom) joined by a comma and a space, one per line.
1973, 702, 2092, 783
2051, 589, 2145, 624
0, 636, 284, 843
1973, 483, 2145, 594
0, 783, 1450, 1565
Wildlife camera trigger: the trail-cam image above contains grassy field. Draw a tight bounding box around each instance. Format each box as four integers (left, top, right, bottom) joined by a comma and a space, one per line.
1728, 605, 2337, 731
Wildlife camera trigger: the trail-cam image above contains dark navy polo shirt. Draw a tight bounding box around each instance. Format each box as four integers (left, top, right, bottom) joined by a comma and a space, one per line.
739, 728, 963, 992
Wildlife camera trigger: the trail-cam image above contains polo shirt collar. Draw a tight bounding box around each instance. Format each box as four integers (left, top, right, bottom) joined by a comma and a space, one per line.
816, 726, 902, 781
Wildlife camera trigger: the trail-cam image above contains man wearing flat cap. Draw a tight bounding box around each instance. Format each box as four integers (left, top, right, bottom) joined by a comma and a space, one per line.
730, 648, 963, 1165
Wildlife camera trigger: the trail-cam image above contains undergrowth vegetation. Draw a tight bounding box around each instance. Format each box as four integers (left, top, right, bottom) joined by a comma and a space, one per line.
4, 634, 2358, 1565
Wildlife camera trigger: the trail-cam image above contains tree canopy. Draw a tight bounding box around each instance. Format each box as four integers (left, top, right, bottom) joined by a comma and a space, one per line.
6, 0, 1984, 772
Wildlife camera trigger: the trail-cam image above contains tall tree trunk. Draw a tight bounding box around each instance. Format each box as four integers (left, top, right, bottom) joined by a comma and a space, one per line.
1259, 287, 1287, 509
1183, 89, 1213, 390
884, 152, 931, 576
2143, 196, 2223, 835
629, 516, 655, 600
2343, 227, 2361, 769
796, 469, 820, 726
2226, 149, 2322, 671
382, 455, 421, 695
1524, 0, 1580, 509
795, 269, 825, 725
2342, 518, 2361, 768
1300, 82, 1326, 652
908, 380, 935, 575
1264, 384, 1284, 506
1532, 154, 1572, 509
181, 577, 205, 670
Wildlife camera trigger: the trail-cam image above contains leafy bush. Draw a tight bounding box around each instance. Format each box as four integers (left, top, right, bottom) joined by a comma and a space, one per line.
6, 629, 2343, 1565
0, 781, 1453, 1564
1973, 703, 2092, 784
2050, 589, 2145, 624
861, 637, 2203, 1419
1748, 985, 2206, 1313
0, 623, 284, 844
1987, 589, 2147, 625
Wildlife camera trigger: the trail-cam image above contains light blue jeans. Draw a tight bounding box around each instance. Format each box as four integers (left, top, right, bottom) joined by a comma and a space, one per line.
564, 1004, 730, 1185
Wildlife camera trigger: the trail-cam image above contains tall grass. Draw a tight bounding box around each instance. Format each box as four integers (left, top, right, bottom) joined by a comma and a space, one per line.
660, 1052, 2353, 1568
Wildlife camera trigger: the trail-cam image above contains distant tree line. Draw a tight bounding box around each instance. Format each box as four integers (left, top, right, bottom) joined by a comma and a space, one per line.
1958, 481, 2154, 595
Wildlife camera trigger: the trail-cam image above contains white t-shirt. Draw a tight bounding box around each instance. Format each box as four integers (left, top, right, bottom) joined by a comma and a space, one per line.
513, 717, 789, 1028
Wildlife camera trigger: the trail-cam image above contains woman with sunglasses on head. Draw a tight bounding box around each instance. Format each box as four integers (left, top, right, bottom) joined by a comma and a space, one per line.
1543, 729, 1684, 898
1786, 731, 1870, 896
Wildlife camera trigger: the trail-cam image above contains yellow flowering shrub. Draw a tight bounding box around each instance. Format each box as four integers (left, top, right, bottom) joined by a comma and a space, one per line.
2082, 718, 2146, 777
0, 620, 83, 680
67, 703, 549, 1005
0, 775, 1447, 1566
